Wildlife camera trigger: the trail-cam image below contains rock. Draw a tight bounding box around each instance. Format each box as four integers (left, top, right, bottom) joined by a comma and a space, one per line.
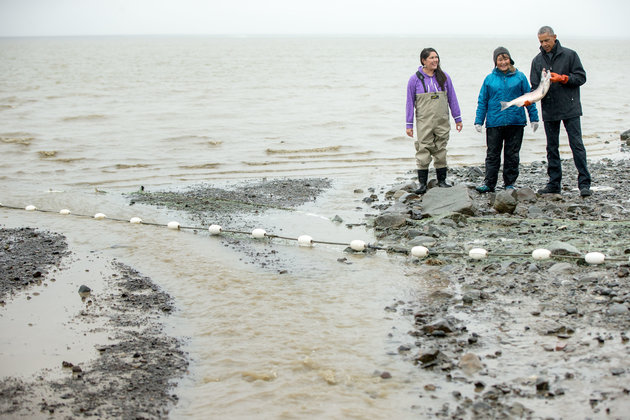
416, 348, 441, 364
428, 290, 454, 300
509, 402, 527, 417
385, 182, 415, 198
493, 190, 518, 214
472, 401, 492, 413
547, 241, 581, 256
535, 377, 549, 391
78, 285, 91, 298
373, 213, 407, 229
548, 262, 574, 274
462, 289, 482, 304
408, 235, 437, 247
421, 184, 475, 216
391, 190, 407, 200
459, 353, 483, 375
611, 368, 625, 376
608, 303, 628, 316
515, 187, 537, 203
421, 318, 455, 334
527, 205, 545, 218
465, 166, 484, 180
621, 129, 630, 144
423, 224, 448, 237
579, 271, 608, 283
565, 306, 578, 315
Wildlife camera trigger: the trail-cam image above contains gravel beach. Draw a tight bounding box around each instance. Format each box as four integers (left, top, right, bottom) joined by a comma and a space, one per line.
1, 153, 629, 418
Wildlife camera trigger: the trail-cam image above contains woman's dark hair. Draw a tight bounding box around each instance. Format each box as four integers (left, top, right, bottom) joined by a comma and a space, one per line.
420, 47, 447, 91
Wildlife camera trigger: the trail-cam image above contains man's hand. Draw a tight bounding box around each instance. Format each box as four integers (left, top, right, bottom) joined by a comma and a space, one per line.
406, 128, 414, 137
550, 72, 569, 84
523, 100, 532, 107
474, 124, 482, 133
456, 122, 463, 132
531, 122, 539, 132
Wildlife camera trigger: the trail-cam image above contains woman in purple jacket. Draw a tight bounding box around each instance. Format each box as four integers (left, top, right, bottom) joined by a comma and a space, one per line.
406, 47, 463, 194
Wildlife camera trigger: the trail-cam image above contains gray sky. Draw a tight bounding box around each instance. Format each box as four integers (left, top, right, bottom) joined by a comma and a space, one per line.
1, 0, 629, 38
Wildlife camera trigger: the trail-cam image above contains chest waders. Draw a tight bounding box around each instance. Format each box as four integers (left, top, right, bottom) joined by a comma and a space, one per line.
414, 74, 450, 171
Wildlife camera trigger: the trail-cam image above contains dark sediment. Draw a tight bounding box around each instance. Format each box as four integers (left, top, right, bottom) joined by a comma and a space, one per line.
0, 227, 69, 303
0, 231, 188, 418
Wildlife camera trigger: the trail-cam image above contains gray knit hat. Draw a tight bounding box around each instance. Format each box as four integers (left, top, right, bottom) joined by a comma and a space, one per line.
493, 46, 514, 65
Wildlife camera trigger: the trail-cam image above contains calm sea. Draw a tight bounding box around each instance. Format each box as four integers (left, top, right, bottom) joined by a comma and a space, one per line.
0, 36, 628, 419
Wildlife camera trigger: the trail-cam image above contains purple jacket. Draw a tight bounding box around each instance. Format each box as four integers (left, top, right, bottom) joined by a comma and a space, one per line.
406, 67, 462, 129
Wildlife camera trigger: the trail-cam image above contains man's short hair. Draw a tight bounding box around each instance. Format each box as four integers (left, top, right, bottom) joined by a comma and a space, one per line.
538, 26, 555, 36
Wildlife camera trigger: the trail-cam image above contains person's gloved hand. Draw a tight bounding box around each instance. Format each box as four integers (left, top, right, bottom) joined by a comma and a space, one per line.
550, 72, 569, 84
475, 124, 482, 133
523, 100, 532, 107
531, 122, 539, 132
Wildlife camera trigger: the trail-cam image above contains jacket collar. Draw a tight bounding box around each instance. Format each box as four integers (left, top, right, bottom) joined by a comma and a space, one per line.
540, 39, 563, 56
493, 67, 517, 76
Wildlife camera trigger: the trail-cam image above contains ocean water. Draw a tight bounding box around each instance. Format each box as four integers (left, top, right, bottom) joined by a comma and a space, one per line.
0, 36, 628, 419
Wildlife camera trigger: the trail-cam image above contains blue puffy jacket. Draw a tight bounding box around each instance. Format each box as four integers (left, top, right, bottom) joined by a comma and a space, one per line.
475, 68, 539, 128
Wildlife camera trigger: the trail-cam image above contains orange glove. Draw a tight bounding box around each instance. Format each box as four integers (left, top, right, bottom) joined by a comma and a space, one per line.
523, 100, 532, 106
550, 72, 569, 84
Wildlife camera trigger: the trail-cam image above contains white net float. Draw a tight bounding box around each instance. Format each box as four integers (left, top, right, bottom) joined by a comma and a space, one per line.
208, 225, 222, 235
252, 228, 266, 239
411, 246, 429, 258
531, 248, 551, 260
297, 235, 313, 247
584, 252, 605, 265
129, 217, 142, 224
167, 221, 180, 230
94, 213, 107, 219
59, 209, 71, 215
25, 205, 37, 211
350, 239, 366, 252
468, 248, 488, 260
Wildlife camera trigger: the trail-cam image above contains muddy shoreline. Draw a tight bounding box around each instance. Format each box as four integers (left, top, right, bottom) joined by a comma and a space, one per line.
0, 227, 188, 418
1, 156, 629, 418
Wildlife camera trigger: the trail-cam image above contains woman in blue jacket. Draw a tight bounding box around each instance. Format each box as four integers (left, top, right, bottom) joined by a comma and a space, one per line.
474, 47, 539, 193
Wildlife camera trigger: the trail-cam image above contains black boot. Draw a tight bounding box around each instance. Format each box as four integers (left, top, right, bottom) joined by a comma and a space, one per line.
436, 167, 451, 188
415, 169, 429, 194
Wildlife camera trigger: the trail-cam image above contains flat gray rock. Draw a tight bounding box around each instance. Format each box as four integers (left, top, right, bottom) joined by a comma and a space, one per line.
421, 184, 475, 216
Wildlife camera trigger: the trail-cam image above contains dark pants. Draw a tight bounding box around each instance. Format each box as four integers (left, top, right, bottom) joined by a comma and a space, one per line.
483, 125, 524, 188
543, 117, 591, 189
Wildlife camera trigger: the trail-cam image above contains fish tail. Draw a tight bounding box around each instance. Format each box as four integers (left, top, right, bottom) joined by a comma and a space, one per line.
500, 101, 510, 111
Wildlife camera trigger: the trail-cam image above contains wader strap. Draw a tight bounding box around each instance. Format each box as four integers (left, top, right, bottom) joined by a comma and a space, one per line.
416, 71, 427, 93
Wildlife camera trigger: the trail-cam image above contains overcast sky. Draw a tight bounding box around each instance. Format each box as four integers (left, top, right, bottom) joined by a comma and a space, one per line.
1, 0, 629, 38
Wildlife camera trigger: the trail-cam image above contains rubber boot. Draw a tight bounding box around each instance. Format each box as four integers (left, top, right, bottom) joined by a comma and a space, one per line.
436, 167, 451, 188
415, 169, 429, 195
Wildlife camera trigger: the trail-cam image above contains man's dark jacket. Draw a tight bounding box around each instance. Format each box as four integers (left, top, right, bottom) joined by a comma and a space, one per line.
530, 40, 586, 121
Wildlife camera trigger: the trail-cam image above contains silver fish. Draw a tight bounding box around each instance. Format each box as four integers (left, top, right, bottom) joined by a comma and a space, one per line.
500, 68, 551, 111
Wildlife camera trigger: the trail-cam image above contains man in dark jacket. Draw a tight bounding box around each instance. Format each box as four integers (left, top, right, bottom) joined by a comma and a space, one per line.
530, 26, 591, 197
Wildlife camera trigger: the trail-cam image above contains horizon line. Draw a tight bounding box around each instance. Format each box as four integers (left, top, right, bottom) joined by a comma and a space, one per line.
1, 33, 628, 40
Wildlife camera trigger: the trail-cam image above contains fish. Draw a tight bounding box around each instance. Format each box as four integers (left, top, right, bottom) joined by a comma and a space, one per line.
500, 68, 551, 111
